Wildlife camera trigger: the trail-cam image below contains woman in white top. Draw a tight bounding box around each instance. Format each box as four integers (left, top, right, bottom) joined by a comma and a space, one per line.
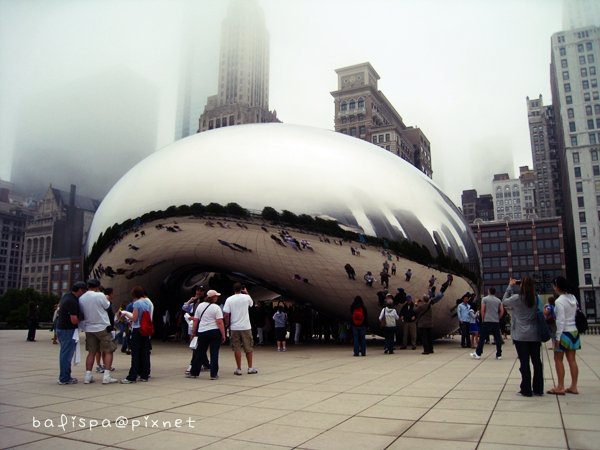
189, 290, 226, 380
547, 276, 580, 395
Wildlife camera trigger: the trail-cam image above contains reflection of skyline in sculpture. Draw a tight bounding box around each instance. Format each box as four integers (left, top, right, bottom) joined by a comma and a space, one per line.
87, 124, 481, 337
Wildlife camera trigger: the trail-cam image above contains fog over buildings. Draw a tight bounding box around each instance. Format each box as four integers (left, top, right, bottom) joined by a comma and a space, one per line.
0, 0, 564, 204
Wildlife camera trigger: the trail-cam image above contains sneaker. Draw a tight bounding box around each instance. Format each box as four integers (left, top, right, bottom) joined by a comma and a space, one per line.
210, 376, 219, 380
139, 378, 149, 382
57, 378, 78, 385
496, 356, 502, 360
185, 374, 197, 378
247, 368, 258, 374
95, 365, 105, 373
120, 378, 136, 384
470, 353, 481, 360
84, 375, 95, 384
184, 366, 191, 375
234, 368, 242, 376
282, 348, 287, 352
102, 376, 118, 384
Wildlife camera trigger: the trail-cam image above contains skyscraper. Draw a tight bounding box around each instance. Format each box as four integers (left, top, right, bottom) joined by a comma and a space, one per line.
550, 25, 600, 313
198, 0, 279, 132
562, 0, 600, 30
526, 95, 562, 218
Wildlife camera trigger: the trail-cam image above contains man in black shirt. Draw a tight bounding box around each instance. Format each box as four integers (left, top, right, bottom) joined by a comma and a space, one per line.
56, 282, 87, 384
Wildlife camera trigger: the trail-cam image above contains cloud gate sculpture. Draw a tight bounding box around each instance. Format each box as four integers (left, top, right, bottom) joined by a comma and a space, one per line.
86, 124, 481, 338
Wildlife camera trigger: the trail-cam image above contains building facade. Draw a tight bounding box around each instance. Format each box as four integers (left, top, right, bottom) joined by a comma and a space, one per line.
550, 25, 600, 315
20, 185, 99, 297
471, 217, 567, 301
526, 95, 562, 218
331, 62, 433, 178
198, 0, 279, 133
461, 189, 494, 223
0, 185, 32, 295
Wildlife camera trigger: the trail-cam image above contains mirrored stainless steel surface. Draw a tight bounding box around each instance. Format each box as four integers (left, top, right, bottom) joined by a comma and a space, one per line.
86, 124, 481, 337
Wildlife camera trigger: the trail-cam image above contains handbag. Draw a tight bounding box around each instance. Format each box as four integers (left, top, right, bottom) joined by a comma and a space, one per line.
575, 308, 588, 334
535, 296, 551, 342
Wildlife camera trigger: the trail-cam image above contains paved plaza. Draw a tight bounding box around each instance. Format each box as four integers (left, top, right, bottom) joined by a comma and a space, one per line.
1, 330, 599, 449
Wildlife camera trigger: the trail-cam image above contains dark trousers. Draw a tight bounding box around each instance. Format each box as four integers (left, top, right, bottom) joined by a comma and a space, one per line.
475, 322, 502, 357
459, 321, 471, 347
383, 327, 395, 352
418, 327, 433, 353
513, 340, 543, 396
27, 319, 37, 341
191, 329, 221, 377
352, 325, 366, 355
127, 329, 151, 381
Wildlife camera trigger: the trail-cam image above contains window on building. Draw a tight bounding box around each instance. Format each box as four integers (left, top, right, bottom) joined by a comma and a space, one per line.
583, 80, 590, 89
372, 135, 377, 143
589, 54, 595, 64
563, 71, 570, 80
582, 242, 589, 253
575, 166, 582, 177
581, 226, 588, 239
566, 95, 573, 104
591, 67, 597, 75
349, 99, 356, 110
592, 149, 598, 161
594, 91, 600, 100
340, 101, 347, 112
561, 59, 568, 68
569, 121, 576, 132
580, 211, 586, 222
359, 125, 365, 136
578, 196, 585, 207
357, 97, 365, 109
590, 134, 597, 144
588, 119, 595, 129
349, 127, 356, 136
560, 47, 566, 56
576, 181, 583, 192
585, 273, 593, 284
586, 105, 593, 115
565, 83, 571, 92
593, 79, 598, 88
568, 108, 575, 118
385, 133, 390, 142
571, 136, 578, 146
593, 165, 600, 176
582, 68, 588, 77
587, 42, 593, 51
578, 43, 584, 52
584, 258, 591, 270
585, 92, 591, 101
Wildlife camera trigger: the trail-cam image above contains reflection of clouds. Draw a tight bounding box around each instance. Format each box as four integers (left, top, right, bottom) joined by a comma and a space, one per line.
87, 124, 478, 269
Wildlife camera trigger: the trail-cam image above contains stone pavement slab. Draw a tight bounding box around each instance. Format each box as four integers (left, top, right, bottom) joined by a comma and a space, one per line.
1, 330, 599, 449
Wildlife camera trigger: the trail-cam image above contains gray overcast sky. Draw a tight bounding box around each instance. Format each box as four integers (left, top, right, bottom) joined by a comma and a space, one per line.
0, 0, 563, 206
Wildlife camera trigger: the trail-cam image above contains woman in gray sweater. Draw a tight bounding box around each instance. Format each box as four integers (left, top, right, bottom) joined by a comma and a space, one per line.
502, 277, 543, 397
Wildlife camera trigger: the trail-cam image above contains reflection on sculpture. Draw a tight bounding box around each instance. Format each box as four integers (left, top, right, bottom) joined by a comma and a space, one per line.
86, 124, 481, 338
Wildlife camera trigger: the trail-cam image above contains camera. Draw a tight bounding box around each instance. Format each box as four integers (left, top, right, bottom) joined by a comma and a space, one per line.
515, 280, 521, 285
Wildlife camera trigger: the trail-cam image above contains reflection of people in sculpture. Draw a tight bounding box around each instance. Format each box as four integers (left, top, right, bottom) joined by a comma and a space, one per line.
363, 271, 375, 287
380, 270, 390, 289
344, 263, 356, 280
428, 275, 436, 288
405, 269, 412, 281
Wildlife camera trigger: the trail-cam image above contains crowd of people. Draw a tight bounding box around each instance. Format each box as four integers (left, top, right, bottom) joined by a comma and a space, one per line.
52, 268, 583, 397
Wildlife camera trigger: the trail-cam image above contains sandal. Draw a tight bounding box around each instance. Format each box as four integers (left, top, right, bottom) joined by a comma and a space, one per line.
546, 388, 566, 395
565, 388, 579, 395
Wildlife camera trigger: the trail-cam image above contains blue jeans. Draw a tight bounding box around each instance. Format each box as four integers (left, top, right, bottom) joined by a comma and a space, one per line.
352, 325, 366, 355
475, 322, 502, 357
57, 328, 77, 383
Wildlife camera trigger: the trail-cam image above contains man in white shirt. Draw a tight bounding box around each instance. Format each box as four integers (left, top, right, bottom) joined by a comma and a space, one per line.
223, 282, 257, 375
79, 279, 118, 384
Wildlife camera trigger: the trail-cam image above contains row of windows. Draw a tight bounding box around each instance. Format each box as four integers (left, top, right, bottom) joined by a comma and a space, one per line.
573, 149, 599, 163
340, 98, 365, 112
564, 77, 598, 93
208, 115, 236, 130
573, 165, 600, 178
373, 133, 391, 144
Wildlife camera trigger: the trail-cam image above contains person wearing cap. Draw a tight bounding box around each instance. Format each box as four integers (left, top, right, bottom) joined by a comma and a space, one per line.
188, 289, 226, 379
379, 295, 399, 354
415, 291, 445, 355
78, 279, 118, 384
56, 282, 86, 384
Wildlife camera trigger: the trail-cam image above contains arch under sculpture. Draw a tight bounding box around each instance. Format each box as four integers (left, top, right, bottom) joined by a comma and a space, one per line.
86, 124, 481, 338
